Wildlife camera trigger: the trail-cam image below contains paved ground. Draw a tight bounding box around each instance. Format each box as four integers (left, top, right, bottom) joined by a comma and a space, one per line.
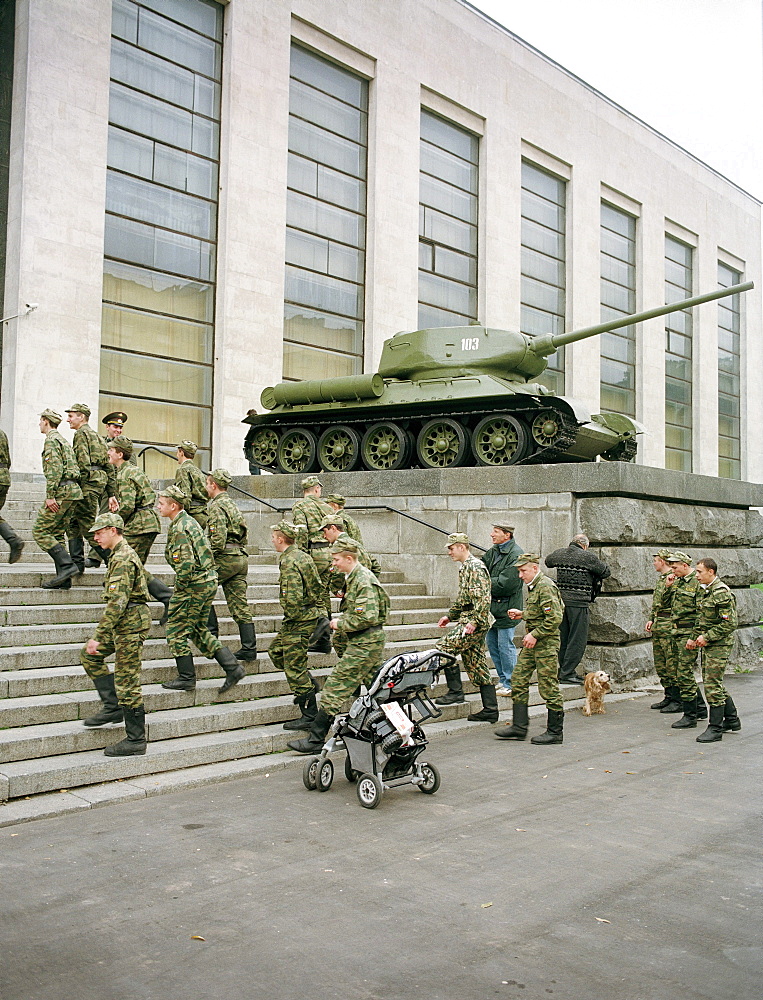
2, 675, 761, 1000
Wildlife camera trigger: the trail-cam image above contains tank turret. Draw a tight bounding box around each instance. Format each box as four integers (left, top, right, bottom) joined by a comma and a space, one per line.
243, 282, 753, 473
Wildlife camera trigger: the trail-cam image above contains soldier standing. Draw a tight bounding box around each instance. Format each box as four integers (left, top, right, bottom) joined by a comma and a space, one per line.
292, 475, 334, 648
33, 408, 83, 589
433, 532, 497, 723
496, 553, 566, 744
205, 469, 257, 661
85, 411, 130, 568
79, 513, 151, 756
323, 493, 363, 543
666, 551, 708, 729
645, 548, 681, 713
65, 404, 111, 574
689, 558, 741, 743
0, 427, 24, 563
174, 441, 209, 528
269, 519, 324, 732
288, 537, 389, 753
157, 485, 244, 694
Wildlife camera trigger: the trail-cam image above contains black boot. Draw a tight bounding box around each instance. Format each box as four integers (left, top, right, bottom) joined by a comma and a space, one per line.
162, 655, 196, 690
651, 688, 672, 709
307, 616, 332, 653
147, 577, 172, 626
671, 696, 698, 729
531, 708, 565, 745
83, 674, 123, 727
659, 685, 683, 713
216, 645, 246, 694
84, 547, 102, 569
695, 689, 708, 720
435, 662, 465, 705
696, 704, 725, 743
68, 536, 85, 575
234, 621, 258, 661
722, 696, 741, 732
0, 521, 24, 564
467, 683, 499, 723
288, 708, 333, 753
41, 543, 78, 589
104, 705, 147, 756
495, 701, 529, 740
207, 604, 219, 637
283, 690, 319, 731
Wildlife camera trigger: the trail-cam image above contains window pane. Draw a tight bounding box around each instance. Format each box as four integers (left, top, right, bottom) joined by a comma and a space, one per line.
102, 303, 212, 364
420, 110, 478, 163
290, 46, 366, 109
418, 272, 476, 315
108, 126, 154, 179
289, 116, 365, 178
103, 260, 213, 321
100, 348, 212, 405
283, 342, 360, 381
111, 38, 195, 110
291, 79, 366, 143
110, 82, 192, 148
421, 207, 476, 255
137, 0, 222, 40
420, 142, 477, 194
284, 265, 363, 320
419, 174, 476, 224
287, 190, 365, 249
113, 0, 138, 43
106, 170, 215, 240
138, 8, 220, 78
418, 302, 474, 329
283, 304, 362, 354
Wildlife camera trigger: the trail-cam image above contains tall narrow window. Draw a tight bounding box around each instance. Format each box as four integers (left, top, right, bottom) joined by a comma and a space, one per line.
718, 262, 742, 479
521, 163, 566, 393
418, 110, 478, 329
102, 0, 223, 477
284, 46, 368, 381
600, 203, 637, 416
664, 236, 693, 472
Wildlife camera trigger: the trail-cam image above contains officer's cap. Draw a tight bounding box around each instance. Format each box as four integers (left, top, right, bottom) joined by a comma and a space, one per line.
301, 475, 322, 490
320, 514, 345, 529
652, 547, 672, 560
445, 532, 470, 548
66, 403, 91, 418
91, 512, 124, 532
208, 468, 232, 488
323, 493, 346, 506
108, 436, 133, 458
102, 411, 128, 427
514, 552, 540, 567
330, 537, 361, 555
666, 550, 692, 565
40, 408, 62, 426
158, 484, 188, 506
492, 523, 515, 534
178, 440, 197, 456
271, 519, 300, 540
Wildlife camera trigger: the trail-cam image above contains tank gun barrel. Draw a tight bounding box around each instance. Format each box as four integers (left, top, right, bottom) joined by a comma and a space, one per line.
532, 281, 754, 358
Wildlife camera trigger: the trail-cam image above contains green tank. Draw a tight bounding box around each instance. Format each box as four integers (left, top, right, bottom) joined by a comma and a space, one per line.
244, 282, 753, 472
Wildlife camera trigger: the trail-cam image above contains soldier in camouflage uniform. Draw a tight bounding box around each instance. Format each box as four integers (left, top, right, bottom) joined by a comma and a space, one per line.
174, 440, 209, 528
323, 493, 363, 543
496, 553, 566, 745
288, 536, 390, 753
205, 469, 257, 661
85, 411, 130, 568
157, 484, 244, 695
434, 532, 498, 723
65, 404, 111, 574
320, 514, 381, 603
690, 557, 741, 743
79, 513, 151, 755
0, 427, 24, 563
33, 409, 83, 589
269, 519, 325, 732
666, 551, 708, 729
292, 475, 334, 650
645, 548, 682, 714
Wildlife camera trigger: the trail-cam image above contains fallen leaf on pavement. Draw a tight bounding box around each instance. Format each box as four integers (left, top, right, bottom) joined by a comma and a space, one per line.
191, 936, 205, 941
595, 917, 611, 924
481, 903, 493, 908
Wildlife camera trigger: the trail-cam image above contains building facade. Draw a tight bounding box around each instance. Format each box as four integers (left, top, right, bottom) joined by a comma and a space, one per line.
1, 0, 761, 480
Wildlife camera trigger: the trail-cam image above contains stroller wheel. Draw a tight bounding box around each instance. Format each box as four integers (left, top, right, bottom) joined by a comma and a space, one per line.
302, 756, 320, 790
356, 772, 383, 809
344, 755, 358, 783
316, 757, 334, 792
417, 762, 441, 795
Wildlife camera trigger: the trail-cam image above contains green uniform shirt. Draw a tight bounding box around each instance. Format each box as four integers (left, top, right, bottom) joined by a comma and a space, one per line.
175, 459, 209, 516
695, 577, 737, 643
670, 570, 701, 633
73, 423, 110, 491
448, 553, 492, 631
650, 570, 675, 634
523, 571, 564, 640
0, 428, 10, 487
328, 532, 380, 591
115, 463, 161, 535
340, 511, 362, 543
165, 509, 217, 590
93, 537, 150, 642
278, 543, 325, 623
41, 429, 82, 500
337, 562, 390, 635
291, 495, 334, 550
207, 492, 247, 556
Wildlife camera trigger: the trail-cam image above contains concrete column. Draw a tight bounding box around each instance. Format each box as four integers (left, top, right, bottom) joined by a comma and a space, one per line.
694, 242, 719, 477
638, 203, 666, 468
565, 165, 602, 413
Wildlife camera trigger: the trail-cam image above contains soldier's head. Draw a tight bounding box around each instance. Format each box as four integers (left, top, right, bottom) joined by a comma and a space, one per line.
206, 468, 231, 498
330, 537, 360, 574
108, 438, 133, 465
572, 533, 590, 550
445, 532, 470, 563
515, 553, 541, 583
102, 412, 127, 440
91, 512, 124, 551
320, 513, 344, 543
695, 558, 717, 585
323, 493, 345, 512
65, 403, 90, 430
490, 524, 514, 545
157, 485, 187, 519
39, 408, 61, 433
271, 520, 298, 552
652, 547, 672, 572
666, 551, 692, 577
301, 475, 322, 497
177, 440, 197, 463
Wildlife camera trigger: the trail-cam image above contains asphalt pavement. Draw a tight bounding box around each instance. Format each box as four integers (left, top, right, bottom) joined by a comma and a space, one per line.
2, 674, 761, 1000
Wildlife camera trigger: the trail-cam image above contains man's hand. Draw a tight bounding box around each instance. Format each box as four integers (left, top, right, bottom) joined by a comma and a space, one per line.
108, 496, 119, 513
437, 616, 450, 628
85, 639, 100, 655
695, 635, 708, 648
665, 574, 676, 586
507, 608, 523, 620
463, 622, 476, 635
685, 638, 697, 650
645, 620, 653, 633
45, 498, 59, 512
522, 633, 537, 648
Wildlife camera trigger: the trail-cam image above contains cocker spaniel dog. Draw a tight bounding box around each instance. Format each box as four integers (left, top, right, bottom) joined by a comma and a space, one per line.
583, 670, 611, 716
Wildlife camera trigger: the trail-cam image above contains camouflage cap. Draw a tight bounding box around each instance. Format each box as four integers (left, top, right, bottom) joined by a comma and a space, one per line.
493, 523, 515, 533
65, 403, 91, 417
271, 519, 300, 539
208, 468, 232, 488
320, 513, 345, 529
445, 532, 470, 548
108, 436, 133, 458
514, 552, 540, 567
323, 493, 346, 506
91, 512, 125, 532
102, 411, 128, 427
178, 440, 197, 456
301, 475, 322, 490
330, 537, 361, 555
40, 408, 62, 426
666, 550, 692, 565
652, 547, 672, 560
158, 484, 188, 506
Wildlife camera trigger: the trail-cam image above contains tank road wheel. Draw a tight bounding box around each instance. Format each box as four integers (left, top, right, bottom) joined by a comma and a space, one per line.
361, 422, 411, 471
248, 426, 279, 469
471, 413, 529, 466
416, 418, 470, 469
317, 425, 362, 473
530, 410, 564, 449
277, 428, 319, 474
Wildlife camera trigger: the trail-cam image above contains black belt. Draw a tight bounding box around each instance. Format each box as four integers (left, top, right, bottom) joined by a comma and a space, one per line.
309, 541, 329, 549
224, 541, 246, 552
125, 601, 147, 610
60, 479, 78, 486
134, 503, 153, 512
89, 464, 108, 471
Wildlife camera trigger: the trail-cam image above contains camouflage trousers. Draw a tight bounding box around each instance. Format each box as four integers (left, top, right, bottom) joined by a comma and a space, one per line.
310, 547, 332, 617
268, 615, 319, 699
510, 635, 563, 711
700, 641, 732, 706
33, 499, 76, 551
125, 532, 159, 583
87, 489, 112, 560
320, 625, 386, 715
80, 605, 151, 709
436, 623, 492, 686
215, 552, 252, 624
651, 629, 677, 686
189, 507, 208, 531
166, 578, 221, 658
671, 631, 699, 701
67, 485, 101, 540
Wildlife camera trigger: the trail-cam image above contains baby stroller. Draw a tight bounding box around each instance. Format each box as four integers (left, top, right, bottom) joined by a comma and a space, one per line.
302, 648, 456, 809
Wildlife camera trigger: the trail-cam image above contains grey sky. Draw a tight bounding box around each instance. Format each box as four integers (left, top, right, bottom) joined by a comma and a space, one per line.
465, 0, 763, 200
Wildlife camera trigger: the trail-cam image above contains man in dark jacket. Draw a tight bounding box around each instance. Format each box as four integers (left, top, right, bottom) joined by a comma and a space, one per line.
481, 524, 523, 695
545, 534, 610, 684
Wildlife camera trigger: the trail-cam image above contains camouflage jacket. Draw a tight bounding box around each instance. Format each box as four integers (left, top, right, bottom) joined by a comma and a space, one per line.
328, 532, 381, 593
0, 428, 10, 487
523, 571, 564, 640
101, 434, 136, 491
115, 463, 160, 535
207, 493, 247, 556
278, 543, 325, 623
41, 430, 83, 501
73, 422, 110, 492
175, 459, 209, 514
341, 511, 362, 543
291, 495, 334, 548
337, 562, 390, 635
695, 577, 737, 644
448, 554, 491, 630
165, 509, 217, 590
670, 570, 702, 633
650, 571, 675, 634
93, 538, 149, 641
